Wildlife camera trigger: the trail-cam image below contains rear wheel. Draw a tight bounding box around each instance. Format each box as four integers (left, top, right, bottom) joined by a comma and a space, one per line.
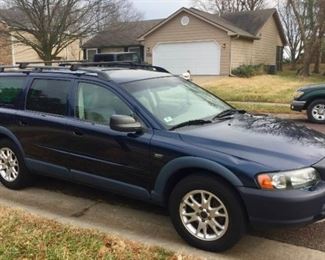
307, 99, 325, 123
169, 174, 246, 252
0, 139, 32, 189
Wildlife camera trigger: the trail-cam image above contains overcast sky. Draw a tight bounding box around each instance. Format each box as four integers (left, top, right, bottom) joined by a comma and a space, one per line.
131, 0, 192, 19
131, 0, 278, 20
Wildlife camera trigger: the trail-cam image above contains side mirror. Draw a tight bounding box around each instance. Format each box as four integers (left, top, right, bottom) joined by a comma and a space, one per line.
110, 115, 143, 133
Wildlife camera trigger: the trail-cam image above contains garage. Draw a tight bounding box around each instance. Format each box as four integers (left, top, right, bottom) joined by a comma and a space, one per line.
152, 41, 220, 75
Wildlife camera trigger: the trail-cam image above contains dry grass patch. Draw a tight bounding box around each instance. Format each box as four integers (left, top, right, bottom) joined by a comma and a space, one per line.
0, 206, 195, 260
228, 102, 299, 114
197, 70, 324, 104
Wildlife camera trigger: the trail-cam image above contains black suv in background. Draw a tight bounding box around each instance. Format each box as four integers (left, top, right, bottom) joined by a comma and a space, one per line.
291, 83, 325, 123
0, 62, 324, 252
93, 52, 141, 63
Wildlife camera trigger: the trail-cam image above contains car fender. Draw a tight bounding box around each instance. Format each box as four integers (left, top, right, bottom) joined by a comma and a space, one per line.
0, 126, 25, 156
151, 156, 243, 204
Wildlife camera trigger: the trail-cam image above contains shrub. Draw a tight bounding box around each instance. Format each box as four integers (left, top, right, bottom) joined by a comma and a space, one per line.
232, 64, 265, 78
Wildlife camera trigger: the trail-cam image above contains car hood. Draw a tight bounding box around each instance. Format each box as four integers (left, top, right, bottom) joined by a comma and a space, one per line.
178, 114, 325, 170
298, 84, 325, 92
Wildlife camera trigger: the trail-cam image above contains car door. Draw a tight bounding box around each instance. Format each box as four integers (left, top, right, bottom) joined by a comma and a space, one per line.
14, 77, 74, 171
64, 81, 153, 189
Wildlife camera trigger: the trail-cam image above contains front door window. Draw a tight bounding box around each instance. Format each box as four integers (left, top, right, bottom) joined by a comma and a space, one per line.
76, 82, 132, 125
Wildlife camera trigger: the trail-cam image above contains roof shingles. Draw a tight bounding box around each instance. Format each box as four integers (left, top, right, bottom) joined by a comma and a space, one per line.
189, 8, 258, 39
221, 8, 276, 36
83, 19, 162, 48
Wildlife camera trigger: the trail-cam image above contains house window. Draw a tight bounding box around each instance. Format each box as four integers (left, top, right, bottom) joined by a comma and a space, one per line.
128, 46, 141, 61
86, 48, 98, 61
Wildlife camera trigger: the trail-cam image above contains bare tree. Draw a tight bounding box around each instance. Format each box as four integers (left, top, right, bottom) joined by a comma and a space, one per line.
313, 29, 323, 73
0, 0, 142, 62
192, 0, 266, 14
242, 0, 265, 11
278, 1, 303, 69
288, 0, 325, 76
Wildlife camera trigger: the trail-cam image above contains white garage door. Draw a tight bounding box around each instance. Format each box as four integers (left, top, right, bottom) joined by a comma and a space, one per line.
153, 41, 220, 75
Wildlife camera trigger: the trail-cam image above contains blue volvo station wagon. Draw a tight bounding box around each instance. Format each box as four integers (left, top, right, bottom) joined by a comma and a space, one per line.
0, 62, 324, 252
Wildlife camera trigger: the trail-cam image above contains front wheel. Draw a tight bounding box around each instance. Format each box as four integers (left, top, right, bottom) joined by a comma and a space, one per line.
307, 99, 325, 124
169, 174, 246, 252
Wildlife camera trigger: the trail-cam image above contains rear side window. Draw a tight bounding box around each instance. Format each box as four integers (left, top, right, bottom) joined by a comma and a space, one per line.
94, 54, 114, 62
117, 53, 139, 62
0, 76, 26, 107
26, 79, 70, 116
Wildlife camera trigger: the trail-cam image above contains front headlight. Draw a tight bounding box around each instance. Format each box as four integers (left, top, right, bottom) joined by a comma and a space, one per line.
293, 90, 304, 99
257, 167, 320, 190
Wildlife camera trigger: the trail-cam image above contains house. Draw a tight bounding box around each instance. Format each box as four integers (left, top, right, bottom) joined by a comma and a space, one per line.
83, 7, 287, 76
82, 19, 162, 62
0, 21, 81, 65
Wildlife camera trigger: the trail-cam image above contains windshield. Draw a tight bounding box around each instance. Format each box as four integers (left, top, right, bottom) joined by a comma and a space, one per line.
122, 77, 231, 129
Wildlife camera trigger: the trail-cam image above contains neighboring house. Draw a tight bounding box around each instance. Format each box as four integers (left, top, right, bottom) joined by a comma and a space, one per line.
83, 7, 287, 76
82, 19, 162, 62
0, 21, 81, 65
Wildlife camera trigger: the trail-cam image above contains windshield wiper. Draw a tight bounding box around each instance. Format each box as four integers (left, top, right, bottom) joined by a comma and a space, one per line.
169, 119, 212, 131
213, 109, 246, 120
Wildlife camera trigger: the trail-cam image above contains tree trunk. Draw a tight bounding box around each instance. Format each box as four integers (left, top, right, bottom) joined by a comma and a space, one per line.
40, 52, 54, 65
290, 49, 297, 70
313, 37, 323, 74
314, 51, 321, 74
302, 50, 312, 77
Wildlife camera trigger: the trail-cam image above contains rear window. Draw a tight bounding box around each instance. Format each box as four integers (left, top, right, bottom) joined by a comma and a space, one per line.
0, 76, 26, 107
26, 79, 71, 116
94, 54, 114, 62
117, 53, 139, 62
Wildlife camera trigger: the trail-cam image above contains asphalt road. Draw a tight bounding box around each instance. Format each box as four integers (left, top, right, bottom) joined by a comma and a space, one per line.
0, 114, 324, 259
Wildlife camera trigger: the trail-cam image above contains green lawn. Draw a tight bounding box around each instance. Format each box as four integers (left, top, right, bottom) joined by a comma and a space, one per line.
0, 206, 178, 260
197, 68, 324, 105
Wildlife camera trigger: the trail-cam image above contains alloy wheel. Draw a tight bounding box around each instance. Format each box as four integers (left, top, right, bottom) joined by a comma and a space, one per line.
0, 147, 19, 182
179, 190, 229, 241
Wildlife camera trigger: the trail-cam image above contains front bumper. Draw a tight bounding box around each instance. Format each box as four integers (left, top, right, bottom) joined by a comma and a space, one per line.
239, 181, 325, 227
290, 100, 306, 111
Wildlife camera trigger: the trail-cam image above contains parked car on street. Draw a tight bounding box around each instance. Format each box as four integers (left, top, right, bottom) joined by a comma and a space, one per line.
0, 62, 324, 252
291, 84, 325, 123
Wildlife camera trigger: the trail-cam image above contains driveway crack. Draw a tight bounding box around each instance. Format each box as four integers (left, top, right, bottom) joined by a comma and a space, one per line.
70, 201, 101, 218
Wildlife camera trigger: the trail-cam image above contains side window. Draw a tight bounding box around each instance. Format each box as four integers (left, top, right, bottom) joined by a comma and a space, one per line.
26, 79, 70, 116
0, 76, 26, 107
76, 82, 132, 124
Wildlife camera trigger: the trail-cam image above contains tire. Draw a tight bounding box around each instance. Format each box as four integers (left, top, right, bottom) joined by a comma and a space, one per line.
168, 174, 246, 252
0, 139, 32, 189
307, 99, 325, 124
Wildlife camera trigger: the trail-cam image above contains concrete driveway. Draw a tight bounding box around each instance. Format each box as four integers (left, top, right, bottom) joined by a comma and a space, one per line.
0, 115, 324, 259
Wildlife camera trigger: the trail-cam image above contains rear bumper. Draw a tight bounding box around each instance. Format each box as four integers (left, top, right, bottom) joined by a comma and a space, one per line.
290, 100, 306, 111
239, 181, 325, 227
